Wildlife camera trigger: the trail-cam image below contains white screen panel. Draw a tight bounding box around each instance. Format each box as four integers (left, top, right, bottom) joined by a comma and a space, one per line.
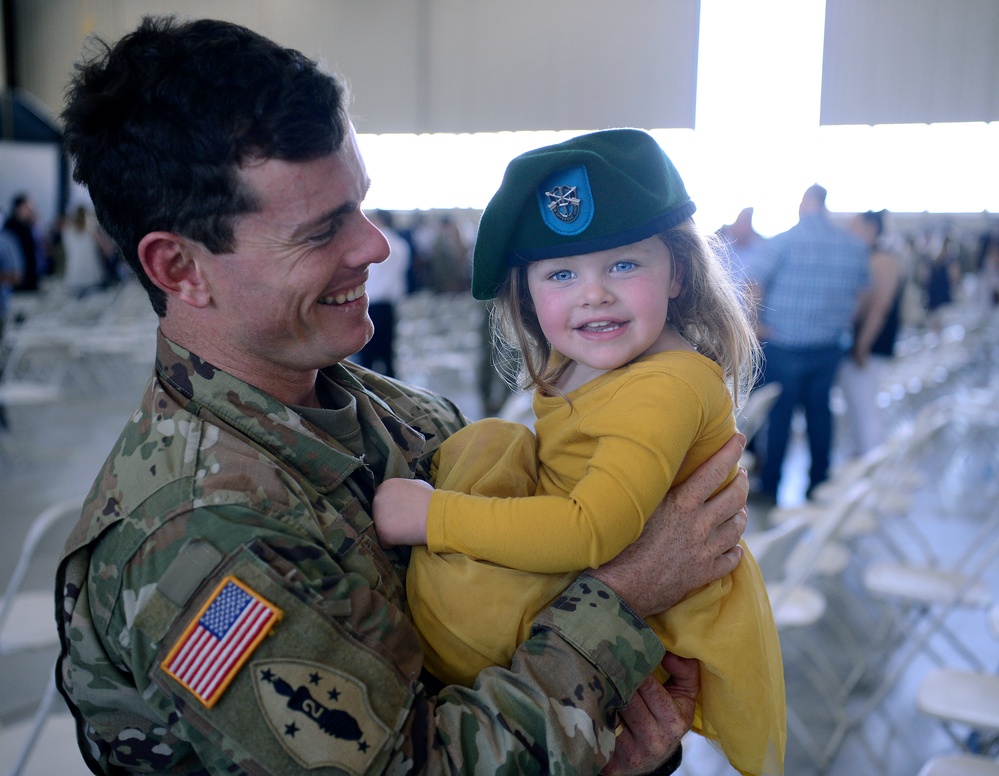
821, 0, 999, 125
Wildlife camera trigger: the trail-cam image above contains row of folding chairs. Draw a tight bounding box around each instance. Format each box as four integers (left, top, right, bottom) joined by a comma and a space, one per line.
913, 604, 999, 775
0, 281, 156, 462
744, 372, 999, 774
1, 279, 156, 404
0, 499, 86, 776
873, 301, 998, 442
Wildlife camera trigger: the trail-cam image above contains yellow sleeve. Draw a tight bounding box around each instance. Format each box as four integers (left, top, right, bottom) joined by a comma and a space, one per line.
426, 371, 711, 573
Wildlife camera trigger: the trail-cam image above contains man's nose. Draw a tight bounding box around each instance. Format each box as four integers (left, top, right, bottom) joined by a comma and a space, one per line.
358, 218, 391, 267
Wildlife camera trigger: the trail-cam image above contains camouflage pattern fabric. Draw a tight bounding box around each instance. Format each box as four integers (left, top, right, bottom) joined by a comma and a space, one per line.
55, 332, 667, 775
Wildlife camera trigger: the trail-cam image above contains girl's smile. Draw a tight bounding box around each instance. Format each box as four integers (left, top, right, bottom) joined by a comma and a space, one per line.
525, 235, 690, 390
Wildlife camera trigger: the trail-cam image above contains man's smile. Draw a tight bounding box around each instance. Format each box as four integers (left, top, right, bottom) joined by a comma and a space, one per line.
319, 283, 366, 305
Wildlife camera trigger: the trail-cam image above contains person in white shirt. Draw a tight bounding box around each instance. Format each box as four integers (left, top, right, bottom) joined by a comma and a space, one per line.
357, 210, 412, 377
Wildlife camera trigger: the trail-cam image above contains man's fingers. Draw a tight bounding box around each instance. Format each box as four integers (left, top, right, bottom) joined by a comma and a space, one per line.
712, 543, 744, 579
705, 465, 749, 522
719, 505, 749, 545
676, 433, 745, 505
660, 652, 699, 699
602, 678, 682, 776
619, 679, 686, 755
706, 504, 747, 557
657, 652, 699, 719
705, 504, 747, 577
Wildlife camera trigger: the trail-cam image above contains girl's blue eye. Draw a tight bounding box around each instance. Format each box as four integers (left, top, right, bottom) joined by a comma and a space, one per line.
612, 260, 637, 273
550, 269, 574, 282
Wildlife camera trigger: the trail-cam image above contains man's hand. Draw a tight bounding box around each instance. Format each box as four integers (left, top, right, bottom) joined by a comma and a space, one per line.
601, 652, 700, 776
371, 477, 433, 547
590, 434, 748, 618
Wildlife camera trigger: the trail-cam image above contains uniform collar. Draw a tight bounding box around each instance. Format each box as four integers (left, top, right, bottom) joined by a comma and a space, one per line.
154, 331, 424, 493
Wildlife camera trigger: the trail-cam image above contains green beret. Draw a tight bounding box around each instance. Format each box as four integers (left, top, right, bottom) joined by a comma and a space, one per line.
471, 128, 696, 300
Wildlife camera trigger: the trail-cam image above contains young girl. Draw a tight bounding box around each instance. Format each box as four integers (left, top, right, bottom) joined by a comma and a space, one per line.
374, 129, 785, 776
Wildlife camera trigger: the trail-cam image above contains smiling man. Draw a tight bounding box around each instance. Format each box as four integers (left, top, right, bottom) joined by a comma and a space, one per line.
55, 15, 750, 775
141, 137, 384, 407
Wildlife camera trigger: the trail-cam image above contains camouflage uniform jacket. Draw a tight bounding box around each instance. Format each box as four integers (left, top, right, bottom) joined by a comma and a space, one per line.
55, 332, 666, 775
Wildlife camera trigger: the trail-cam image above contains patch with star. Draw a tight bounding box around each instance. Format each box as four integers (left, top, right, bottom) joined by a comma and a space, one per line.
161, 576, 282, 708
252, 659, 391, 773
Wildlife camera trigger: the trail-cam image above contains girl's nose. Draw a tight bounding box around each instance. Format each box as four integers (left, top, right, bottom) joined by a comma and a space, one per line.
580, 278, 613, 305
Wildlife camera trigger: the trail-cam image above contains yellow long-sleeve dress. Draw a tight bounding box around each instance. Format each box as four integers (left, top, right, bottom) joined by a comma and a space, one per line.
407, 350, 785, 776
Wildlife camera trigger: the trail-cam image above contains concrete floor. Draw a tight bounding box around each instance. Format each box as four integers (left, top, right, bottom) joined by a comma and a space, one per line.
2, 285, 997, 775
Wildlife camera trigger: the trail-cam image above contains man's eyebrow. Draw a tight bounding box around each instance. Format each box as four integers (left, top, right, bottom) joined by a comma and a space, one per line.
289, 181, 372, 240
290, 201, 358, 239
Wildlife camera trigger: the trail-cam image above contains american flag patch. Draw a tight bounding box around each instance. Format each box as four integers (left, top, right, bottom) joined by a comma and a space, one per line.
162, 576, 282, 708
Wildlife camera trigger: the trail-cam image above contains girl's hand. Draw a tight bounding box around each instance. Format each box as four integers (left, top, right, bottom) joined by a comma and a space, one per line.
372, 477, 434, 547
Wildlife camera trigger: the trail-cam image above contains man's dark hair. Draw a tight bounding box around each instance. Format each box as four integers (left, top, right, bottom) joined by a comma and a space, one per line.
61, 15, 350, 315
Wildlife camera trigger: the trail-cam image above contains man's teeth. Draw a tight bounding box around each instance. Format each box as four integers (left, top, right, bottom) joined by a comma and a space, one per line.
319, 284, 365, 305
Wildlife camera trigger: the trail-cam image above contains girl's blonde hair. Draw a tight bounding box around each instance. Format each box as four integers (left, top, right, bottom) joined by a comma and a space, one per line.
491, 218, 761, 407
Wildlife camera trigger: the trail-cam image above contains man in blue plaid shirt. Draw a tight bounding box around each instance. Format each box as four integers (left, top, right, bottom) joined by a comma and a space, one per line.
748, 184, 870, 504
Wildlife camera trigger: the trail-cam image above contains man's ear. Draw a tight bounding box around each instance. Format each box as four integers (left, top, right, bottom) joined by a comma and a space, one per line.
138, 232, 212, 308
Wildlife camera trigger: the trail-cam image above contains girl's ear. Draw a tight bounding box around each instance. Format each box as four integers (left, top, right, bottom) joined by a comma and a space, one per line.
137, 232, 212, 308
669, 262, 684, 299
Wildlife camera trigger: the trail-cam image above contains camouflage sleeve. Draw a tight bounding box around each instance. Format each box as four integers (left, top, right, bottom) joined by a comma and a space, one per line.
81, 506, 664, 775
425, 575, 666, 773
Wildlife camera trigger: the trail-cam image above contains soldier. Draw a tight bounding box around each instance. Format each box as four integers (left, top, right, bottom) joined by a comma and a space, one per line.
55, 16, 749, 775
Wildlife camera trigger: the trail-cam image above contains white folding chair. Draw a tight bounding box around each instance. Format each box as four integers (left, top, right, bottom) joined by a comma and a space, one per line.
813, 399, 954, 569
0, 330, 71, 459
917, 668, 999, 753
915, 600, 999, 760
761, 481, 874, 772
0, 499, 82, 654
768, 480, 884, 668
917, 754, 999, 776
845, 510, 999, 775
735, 381, 782, 445
743, 514, 810, 584
863, 555, 995, 672
1, 283, 158, 407
0, 499, 83, 776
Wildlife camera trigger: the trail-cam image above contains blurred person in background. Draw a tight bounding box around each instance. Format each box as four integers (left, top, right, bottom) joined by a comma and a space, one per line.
718, 206, 766, 282
921, 233, 961, 327
0, 215, 24, 428
975, 227, 999, 309
838, 210, 905, 457
61, 204, 112, 297
357, 209, 411, 377
4, 193, 50, 292
427, 215, 472, 293
0, 214, 25, 339
747, 184, 869, 505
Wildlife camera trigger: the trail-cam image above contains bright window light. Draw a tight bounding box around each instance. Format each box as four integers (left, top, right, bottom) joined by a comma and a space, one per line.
357, 130, 587, 212
696, 0, 826, 132
358, 0, 999, 233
